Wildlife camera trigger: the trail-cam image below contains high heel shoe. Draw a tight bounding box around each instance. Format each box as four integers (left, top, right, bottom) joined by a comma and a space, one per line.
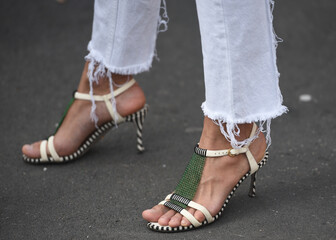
23, 79, 148, 164
146, 123, 268, 232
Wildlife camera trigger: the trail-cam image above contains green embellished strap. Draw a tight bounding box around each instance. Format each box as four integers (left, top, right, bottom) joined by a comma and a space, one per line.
170, 152, 206, 209
54, 95, 75, 134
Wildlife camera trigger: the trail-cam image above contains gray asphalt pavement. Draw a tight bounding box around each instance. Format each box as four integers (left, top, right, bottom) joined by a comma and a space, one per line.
1, 0, 335, 239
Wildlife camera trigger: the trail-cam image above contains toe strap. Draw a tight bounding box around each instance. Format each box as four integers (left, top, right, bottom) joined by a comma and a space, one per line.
180, 209, 202, 227
48, 136, 61, 161
169, 193, 214, 224
187, 201, 214, 224
39, 137, 62, 162
159, 193, 214, 226
159, 201, 202, 227
40, 140, 48, 161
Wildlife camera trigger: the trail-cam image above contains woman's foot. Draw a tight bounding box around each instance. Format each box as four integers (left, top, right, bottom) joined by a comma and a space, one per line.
22, 62, 146, 158
142, 117, 267, 227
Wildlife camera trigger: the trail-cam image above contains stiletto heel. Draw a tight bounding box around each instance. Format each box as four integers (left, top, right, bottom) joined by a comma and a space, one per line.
125, 104, 148, 152
248, 172, 257, 198
23, 79, 149, 164
147, 123, 268, 232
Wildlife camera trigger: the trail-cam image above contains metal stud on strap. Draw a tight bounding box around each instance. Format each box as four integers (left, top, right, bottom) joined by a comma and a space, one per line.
228, 148, 236, 157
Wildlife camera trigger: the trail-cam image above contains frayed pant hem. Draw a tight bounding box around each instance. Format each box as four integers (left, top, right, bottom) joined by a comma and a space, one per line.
86, 44, 154, 75
201, 102, 288, 149
201, 103, 288, 124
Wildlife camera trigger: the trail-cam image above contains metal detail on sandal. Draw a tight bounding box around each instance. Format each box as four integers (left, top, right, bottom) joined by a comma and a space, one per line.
23, 79, 148, 164
146, 123, 268, 232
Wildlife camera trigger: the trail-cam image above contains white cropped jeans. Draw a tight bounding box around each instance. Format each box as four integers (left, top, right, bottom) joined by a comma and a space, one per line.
86, 0, 287, 148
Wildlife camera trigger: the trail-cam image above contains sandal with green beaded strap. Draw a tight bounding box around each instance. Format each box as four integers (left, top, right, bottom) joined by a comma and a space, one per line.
147, 123, 268, 232
23, 79, 148, 164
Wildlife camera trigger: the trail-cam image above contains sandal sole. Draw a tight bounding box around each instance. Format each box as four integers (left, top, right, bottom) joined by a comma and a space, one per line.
22, 105, 148, 164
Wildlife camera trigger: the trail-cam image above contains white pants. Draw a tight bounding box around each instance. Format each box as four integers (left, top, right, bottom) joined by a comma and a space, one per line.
86, 0, 287, 148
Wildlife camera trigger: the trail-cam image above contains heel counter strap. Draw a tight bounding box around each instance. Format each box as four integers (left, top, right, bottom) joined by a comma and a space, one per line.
74, 79, 136, 101
73, 79, 136, 123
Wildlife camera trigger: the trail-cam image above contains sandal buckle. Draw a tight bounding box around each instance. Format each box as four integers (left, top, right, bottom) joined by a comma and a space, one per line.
228, 148, 236, 157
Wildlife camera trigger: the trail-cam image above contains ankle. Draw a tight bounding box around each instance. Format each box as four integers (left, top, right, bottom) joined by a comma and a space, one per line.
77, 62, 133, 94
199, 118, 254, 149
115, 83, 146, 116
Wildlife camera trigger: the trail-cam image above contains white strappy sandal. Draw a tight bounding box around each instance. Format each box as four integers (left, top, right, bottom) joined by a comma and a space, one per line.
23, 79, 148, 164
147, 123, 268, 232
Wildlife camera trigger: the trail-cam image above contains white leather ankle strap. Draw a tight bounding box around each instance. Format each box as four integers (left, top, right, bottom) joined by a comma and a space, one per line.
113, 79, 136, 97
194, 123, 260, 174
245, 123, 259, 173
74, 79, 136, 123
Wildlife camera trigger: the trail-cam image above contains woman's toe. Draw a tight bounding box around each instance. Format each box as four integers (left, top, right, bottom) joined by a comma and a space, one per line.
22, 144, 31, 155
181, 208, 195, 227
168, 212, 182, 227
142, 205, 169, 222
22, 141, 42, 158
158, 210, 176, 226
194, 210, 206, 223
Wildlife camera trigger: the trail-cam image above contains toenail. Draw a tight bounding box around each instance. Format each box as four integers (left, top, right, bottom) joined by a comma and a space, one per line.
24, 144, 33, 150
181, 219, 187, 225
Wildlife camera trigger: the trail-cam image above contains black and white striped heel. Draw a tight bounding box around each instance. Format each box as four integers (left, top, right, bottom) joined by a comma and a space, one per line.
125, 104, 148, 152
23, 79, 149, 164
248, 172, 257, 198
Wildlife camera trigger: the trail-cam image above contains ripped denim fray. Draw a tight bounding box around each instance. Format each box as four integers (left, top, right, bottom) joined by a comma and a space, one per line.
202, 103, 288, 149
158, 0, 169, 33
84, 56, 117, 127
154, 0, 169, 61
